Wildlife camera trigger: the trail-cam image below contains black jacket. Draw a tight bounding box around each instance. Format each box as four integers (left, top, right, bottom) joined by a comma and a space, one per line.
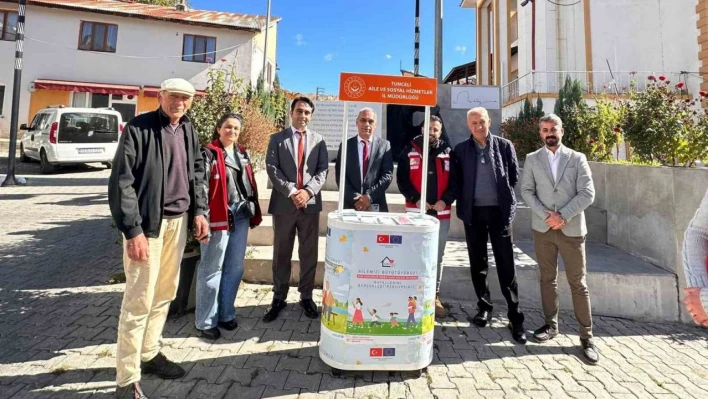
108, 109, 208, 239
396, 135, 455, 206
449, 134, 519, 229
335, 135, 393, 212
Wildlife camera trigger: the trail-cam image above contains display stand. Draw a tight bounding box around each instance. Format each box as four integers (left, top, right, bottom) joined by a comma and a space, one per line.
319, 72, 439, 375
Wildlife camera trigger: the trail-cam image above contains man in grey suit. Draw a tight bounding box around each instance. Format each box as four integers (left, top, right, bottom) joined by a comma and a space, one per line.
335, 107, 393, 212
265, 96, 329, 322
521, 113, 599, 364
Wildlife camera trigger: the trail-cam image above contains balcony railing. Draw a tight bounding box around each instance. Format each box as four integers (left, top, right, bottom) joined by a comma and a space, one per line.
502, 71, 702, 104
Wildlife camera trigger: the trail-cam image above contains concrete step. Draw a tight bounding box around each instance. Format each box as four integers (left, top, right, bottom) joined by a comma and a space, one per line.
243, 236, 678, 322
250, 190, 608, 246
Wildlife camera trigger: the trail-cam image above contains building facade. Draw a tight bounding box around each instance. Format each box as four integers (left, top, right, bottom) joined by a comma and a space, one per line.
461, 0, 703, 118
0, 0, 279, 133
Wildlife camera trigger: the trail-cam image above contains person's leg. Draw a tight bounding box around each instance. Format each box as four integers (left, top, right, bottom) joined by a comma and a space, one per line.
218, 217, 250, 323
272, 214, 297, 301
558, 233, 593, 340
194, 230, 229, 330
116, 223, 166, 387
485, 207, 524, 325
436, 218, 451, 292
296, 212, 320, 301
464, 209, 492, 312
533, 230, 561, 331
141, 215, 188, 361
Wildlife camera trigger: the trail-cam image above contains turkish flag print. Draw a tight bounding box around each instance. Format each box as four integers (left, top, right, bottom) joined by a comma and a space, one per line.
370, 348, 383, 357
376, 235, 390, 244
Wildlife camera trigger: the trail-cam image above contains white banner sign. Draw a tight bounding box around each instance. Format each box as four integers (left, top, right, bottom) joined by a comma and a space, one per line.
308, 101, 383, 151
450, 86, 501, 110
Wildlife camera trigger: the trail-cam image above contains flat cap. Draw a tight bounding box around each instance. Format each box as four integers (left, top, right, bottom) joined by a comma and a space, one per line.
160, 78, 195, 97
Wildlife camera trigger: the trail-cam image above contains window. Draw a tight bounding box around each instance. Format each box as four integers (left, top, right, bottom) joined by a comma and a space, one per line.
0, 11, 18, 41
182, 34, 216, 64
0, 85, 4, 115
78, 21, 118, 52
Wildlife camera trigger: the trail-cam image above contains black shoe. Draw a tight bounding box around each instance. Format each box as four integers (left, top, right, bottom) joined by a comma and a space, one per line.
581, 338, 600, 364
141, 352, 185, 380
116, 382, 148, 399
508, 322, 527, 344
199, 327, 221, 340
263, 299, 287, 322
218, 319, 239, 331
300, 299, 319, 319
533, 324, 559, 343
471, 310, 492, 327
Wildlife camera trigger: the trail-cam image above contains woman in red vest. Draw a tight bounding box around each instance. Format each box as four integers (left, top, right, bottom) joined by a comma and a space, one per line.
396, 115, 455, 318
195, 113, 262, 340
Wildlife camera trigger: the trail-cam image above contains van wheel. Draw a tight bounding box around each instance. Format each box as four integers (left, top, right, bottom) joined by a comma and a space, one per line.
40, 150, 56, 174
20, 144, 29, 163
103, 162, 112, 170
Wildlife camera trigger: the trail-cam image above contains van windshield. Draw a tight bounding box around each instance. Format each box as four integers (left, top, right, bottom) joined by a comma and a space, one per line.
57, 113, 120, 144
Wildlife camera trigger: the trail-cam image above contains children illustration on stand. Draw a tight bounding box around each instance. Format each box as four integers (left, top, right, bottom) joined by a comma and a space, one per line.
368, 309, 380, 325
351, 298, 365, 325
406, 296, 418, 328
389, 312, 399, 327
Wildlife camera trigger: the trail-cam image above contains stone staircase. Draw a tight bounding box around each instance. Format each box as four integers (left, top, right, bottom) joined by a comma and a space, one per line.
248, 164, 679, 322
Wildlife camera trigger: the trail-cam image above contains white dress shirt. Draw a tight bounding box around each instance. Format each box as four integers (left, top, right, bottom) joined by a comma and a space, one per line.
546, 145, 562, 182
358, 136, 372, 186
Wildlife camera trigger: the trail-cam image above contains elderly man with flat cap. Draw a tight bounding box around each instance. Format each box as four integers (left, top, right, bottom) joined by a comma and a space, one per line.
109, 78, 209, 399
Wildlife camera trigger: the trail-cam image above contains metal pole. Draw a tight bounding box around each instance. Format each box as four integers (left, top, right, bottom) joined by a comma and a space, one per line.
2, 0, 27, 187
434, 0, 443, 82
414, 0, 420, 76
337, 102, 349, 213
261, 0, 271, 81
419, 106, 431, 214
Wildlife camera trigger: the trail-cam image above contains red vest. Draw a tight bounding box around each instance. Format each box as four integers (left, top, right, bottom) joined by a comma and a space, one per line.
405, 142, 451, 220
205, 139, 262, 231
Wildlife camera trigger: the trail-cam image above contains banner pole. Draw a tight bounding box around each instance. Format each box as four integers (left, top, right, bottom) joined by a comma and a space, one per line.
419, 106, 431, 214
337, 102, 349, 213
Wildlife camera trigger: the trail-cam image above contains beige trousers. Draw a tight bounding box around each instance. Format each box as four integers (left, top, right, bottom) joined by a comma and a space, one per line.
116, 215, 187, 387
533, 229, 593, 340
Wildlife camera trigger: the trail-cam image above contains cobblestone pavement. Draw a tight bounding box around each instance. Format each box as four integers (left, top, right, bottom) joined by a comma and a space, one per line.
1, 159, 708, 399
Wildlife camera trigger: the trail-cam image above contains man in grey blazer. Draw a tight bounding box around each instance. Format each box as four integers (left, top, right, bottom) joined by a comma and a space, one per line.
335, 107, 393, 212
521, 113, 599, 364
265, 96, 329, 322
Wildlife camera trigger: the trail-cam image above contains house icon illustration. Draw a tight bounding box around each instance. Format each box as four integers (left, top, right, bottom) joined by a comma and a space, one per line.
381, 257, 395, 267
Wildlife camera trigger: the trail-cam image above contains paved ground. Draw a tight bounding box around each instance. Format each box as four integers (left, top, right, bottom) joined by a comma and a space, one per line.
1, 157, 708, 399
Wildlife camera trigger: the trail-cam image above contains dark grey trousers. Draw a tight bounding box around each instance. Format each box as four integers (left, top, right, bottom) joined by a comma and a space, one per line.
272, 211, 319, 301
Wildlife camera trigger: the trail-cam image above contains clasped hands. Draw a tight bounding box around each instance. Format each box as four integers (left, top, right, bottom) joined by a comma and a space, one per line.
415, 200, 447, 213
290, 189, 311, 209
354, 194, 371, 211
544, 210, 565, 230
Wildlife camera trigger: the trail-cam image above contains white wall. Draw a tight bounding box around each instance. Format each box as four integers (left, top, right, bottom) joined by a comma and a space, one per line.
0, 5, 264, 133
590, 0, 699, 76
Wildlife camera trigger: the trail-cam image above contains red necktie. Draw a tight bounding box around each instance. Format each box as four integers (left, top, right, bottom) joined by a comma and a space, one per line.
362, 140, 369, 180
297, 131, 305, 189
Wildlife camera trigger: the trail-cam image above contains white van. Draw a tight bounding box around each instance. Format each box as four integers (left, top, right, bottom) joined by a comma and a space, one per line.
19, 106, 124, 174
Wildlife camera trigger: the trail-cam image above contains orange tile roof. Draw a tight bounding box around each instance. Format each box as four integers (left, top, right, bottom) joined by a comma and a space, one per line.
24, 0, 281, 32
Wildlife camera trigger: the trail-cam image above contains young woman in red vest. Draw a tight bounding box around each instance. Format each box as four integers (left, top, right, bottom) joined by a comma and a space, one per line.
195, 113, 262, 340
396, 115, 455, 318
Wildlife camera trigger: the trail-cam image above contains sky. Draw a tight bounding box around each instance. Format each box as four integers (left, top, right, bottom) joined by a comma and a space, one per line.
191, 0, 477, 95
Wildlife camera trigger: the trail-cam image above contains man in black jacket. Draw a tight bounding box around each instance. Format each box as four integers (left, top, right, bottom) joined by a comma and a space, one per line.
108, 78, 209, 399
449, 107, 527, 344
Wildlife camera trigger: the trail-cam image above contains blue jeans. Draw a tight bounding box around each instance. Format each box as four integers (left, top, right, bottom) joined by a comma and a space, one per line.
195, 215, 249, 330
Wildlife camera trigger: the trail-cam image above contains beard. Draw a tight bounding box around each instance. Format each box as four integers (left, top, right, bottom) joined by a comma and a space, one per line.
545, 136, 559, 146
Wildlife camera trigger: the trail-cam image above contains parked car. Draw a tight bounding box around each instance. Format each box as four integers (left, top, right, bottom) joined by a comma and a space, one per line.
19, 106, 124, 174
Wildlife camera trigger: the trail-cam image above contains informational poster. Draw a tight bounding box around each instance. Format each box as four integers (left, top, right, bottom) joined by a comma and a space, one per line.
308, 101, 383, 151
320, 214, 438, 369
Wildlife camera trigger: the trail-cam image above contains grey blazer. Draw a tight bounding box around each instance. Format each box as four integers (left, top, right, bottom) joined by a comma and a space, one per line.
266, 126, 329, 215
521, 145, 595, 237
334, 135, 393, 212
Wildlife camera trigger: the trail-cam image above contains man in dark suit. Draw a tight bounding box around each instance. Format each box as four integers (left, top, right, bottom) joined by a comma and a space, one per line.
264, 97, 329, 322
335, 107, 393, 212
449, 107, 527, 344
